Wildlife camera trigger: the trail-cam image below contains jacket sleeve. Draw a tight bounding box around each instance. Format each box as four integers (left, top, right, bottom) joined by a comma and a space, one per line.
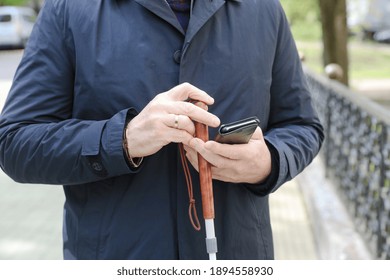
247, 1, 324, 196
0, 0, 134, 185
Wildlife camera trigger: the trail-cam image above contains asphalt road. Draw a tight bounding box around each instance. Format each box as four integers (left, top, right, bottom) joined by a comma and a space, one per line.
0, 49, 22, 80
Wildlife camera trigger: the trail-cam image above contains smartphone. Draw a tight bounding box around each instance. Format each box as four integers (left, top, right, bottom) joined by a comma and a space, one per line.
215, 116, 260, 144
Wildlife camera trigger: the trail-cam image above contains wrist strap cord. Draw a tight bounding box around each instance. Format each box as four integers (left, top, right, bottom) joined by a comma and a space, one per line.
179, 143, 201, 231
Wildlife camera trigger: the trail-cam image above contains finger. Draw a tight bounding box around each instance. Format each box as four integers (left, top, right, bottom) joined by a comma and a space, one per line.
167, 82, 215, 105
163, 114, 196, 135
203, 141, 249, 160
183, 145, 199, 172
162, 127, 194, 145
189, 138, 233, 168
250, 127, 263, 140
165, 101, 220, 127
183, 144, 196, 155
210, 168, 239, 183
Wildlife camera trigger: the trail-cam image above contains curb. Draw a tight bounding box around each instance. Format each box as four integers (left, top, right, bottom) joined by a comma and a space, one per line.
295, 157, 373, 259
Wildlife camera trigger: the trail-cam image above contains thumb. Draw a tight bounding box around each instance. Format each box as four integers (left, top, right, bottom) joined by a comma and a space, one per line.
251, 127, 264, 140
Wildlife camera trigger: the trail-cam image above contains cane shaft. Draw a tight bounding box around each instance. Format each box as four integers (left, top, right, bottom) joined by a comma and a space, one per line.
195, 122, 215, 220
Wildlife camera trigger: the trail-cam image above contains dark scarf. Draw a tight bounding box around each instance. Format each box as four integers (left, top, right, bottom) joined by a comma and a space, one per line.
166, 0, 191, 32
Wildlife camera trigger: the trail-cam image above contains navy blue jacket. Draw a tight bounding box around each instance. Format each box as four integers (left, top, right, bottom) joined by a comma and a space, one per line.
0, 0, 323, 259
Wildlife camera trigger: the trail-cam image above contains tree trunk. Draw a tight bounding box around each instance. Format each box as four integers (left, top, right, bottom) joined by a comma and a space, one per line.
31, 0, 41, 13
318, 0, 349, 85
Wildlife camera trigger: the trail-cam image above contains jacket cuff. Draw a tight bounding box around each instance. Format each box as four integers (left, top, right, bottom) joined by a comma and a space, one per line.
244, 140, 281, 196
122, 108, 145, 171
99, 108, 144, 176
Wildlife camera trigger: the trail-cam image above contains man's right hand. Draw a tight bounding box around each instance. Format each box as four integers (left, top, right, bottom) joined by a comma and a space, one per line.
124, 83, 220, 158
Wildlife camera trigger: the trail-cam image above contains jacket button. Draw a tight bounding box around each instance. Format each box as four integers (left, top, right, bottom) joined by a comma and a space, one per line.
91, 162, 103, 171
173, 50, 182, 64
86, 155, 108, 177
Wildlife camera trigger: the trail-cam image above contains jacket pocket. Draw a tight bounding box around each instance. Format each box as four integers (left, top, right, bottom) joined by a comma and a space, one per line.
74, 178, 115, 259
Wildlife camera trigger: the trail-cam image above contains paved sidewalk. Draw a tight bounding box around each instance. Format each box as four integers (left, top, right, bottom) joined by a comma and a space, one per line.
270, 180, 317, 260
296, 157, 372, 259
0, 80, 11, 111
0, 171, 64, 260
351, 78, 390, 100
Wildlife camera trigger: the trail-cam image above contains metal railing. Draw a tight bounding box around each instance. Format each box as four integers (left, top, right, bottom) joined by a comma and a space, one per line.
304, 67, 390, 259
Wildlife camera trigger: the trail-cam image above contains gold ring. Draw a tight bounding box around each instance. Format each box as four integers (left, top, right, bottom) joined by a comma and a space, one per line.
174, 115, 179, 129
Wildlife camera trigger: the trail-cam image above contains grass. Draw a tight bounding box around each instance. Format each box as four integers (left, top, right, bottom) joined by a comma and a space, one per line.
348, 41, 390, 79
296, 40, 390, 80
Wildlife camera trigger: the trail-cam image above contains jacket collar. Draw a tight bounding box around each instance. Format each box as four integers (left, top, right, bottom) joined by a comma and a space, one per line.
134, 0, 184, 34
188, 0, 242, 42
185, 0, 226, 42
134, 0, 241, 38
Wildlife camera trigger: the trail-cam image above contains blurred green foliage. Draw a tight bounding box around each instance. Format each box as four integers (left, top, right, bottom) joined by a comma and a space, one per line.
279, 0, 322, 41
0, 0, 27, 6
279, 0, 319, 25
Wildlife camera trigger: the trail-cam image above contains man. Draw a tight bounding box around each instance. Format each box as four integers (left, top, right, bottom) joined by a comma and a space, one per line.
0, 0, 323, 259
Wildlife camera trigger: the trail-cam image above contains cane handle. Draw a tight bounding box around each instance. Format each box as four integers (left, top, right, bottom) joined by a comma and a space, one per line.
193, 102, 215, 220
